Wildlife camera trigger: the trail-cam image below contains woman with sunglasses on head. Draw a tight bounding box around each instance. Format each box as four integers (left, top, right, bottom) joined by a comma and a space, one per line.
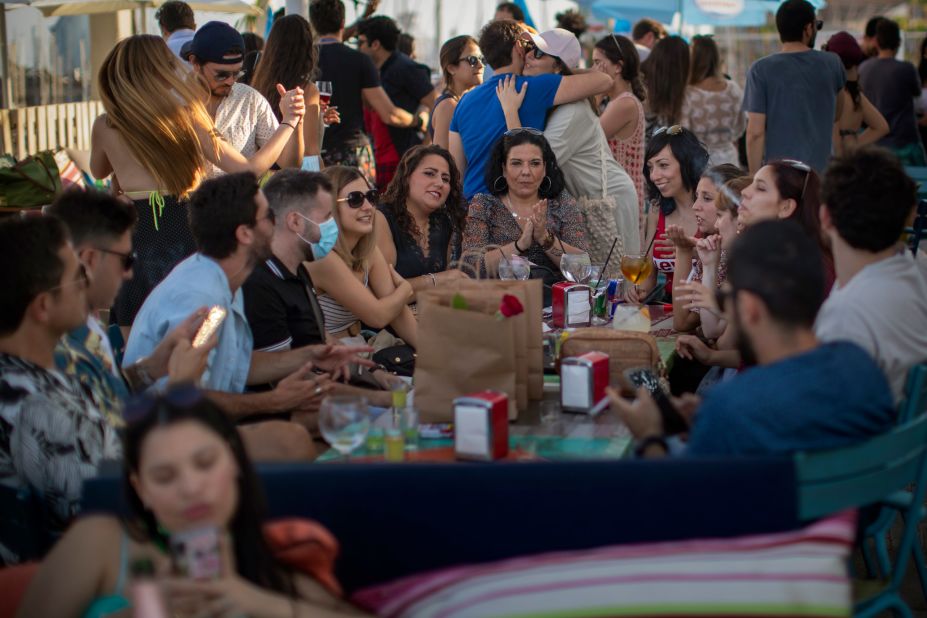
17, 389, 368, 618
739, 160, 835, 289
92, 35, 305, 330
594, 34, 647, 234
630, 126, 709, 304
252, 15, 341, 166
307, 167, 417, 348
462, 129, 587, 285
375, 145, 470, 301
496, 29, 641, 264
681, 36, 747, 167
431, 36, 485, 150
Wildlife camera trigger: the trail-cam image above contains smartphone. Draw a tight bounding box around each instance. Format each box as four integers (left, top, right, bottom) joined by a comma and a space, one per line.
623, 367, 689, 435
192, 306, 227, 348
169, 526, 221, 580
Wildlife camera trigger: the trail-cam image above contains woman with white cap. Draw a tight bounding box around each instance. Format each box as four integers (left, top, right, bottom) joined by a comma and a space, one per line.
497, 28, 641, 267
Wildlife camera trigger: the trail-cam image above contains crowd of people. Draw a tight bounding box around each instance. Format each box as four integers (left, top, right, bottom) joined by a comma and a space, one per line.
2, 0, 927, 613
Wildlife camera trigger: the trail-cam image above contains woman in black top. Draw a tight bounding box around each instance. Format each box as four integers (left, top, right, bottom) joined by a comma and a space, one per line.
374, 145, 470, 300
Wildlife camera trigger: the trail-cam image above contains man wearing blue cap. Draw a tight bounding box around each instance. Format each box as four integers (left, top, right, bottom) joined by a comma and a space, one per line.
187, 21, 301, 175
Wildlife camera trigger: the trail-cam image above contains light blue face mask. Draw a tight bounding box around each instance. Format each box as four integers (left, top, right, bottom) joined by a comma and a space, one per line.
296, 212, 339, 260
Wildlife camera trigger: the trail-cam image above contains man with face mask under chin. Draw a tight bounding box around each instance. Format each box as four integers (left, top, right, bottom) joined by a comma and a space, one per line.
608, 220, 896, 459
242, 170, 400, 408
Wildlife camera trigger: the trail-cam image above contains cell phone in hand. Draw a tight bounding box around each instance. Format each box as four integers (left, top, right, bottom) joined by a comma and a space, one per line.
170, 526, 221, 580
192, 306, 227, 348
623, 367, 689, 435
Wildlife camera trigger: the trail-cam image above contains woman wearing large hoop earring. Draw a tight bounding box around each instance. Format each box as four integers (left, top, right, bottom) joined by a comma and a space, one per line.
462, 127, 588, 283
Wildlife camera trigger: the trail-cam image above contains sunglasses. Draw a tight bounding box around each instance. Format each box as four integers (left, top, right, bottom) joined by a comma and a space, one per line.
98, 247, 137, 271
608, 34, 625, 62
337, 189, 379, 209
50, 262, 91, 293
123, 384, 203, 425
458, 55, 485, 68
504, 127, 543, 137
781, 159, 812, 201
211, 68, 245, 82
815, 19, 824, 30
653, 125, 685, 137
524, 44, 548, 60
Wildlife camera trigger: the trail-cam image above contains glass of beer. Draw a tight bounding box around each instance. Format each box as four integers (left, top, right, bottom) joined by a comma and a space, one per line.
620, 254, 653, 286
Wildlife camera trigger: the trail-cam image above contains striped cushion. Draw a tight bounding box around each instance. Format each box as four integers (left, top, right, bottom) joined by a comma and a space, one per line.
352, 512, 855, 618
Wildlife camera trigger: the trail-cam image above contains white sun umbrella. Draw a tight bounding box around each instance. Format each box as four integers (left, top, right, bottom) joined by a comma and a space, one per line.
30, 0, 259, 16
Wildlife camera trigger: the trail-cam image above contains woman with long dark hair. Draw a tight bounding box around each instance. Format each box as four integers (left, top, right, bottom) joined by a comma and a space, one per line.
431, 35, 484, 150
681, 36, 746, 166
593, 34, 647, 239
16, 389, 367, 617
252, 15, 331, 161
640, 36, 690, 139
823, 32, 889, 155
375, 145, 469, 300
462, 130, 587, 281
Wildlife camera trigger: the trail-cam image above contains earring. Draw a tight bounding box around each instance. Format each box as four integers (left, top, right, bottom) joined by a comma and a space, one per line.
540, 176, 552, 195
492, 176, 508, 193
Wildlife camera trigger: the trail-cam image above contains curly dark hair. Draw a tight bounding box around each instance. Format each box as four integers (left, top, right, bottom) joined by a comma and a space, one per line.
188, 172, 260, 259
381, 145, 466, 240
485, 130, 566, 200
643, 126, 709, 216
251, 15, 316, 121
821, 147, 916, 252
555, 9, 587, 37
479, 19, 523, 71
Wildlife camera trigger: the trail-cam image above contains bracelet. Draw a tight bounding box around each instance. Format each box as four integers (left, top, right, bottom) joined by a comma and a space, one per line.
429, 273, 437, 287
281, 121, 297, 131
122, 358, 155, 393
513, 239, 525, 254
541, 233, 556, 251
634, 435, 669, 458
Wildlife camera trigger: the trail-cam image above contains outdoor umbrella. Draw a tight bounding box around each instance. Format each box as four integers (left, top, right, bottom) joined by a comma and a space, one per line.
30, 0, 259, 17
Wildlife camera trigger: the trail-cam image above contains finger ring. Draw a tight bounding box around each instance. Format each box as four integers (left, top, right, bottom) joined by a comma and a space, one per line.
314, 385, 322, 395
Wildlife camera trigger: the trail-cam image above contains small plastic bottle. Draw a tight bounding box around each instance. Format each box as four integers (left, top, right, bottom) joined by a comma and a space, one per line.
384, 428, 405, 462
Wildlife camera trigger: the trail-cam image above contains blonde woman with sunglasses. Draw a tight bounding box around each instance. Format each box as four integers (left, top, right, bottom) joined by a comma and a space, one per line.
308, 167, 417, 348
91, 35, 305, 328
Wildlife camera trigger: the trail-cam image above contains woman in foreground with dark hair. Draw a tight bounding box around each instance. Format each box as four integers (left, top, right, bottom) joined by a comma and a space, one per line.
462, 130, 587, 281
16, 389, 367, 618
375, 145, 470, 300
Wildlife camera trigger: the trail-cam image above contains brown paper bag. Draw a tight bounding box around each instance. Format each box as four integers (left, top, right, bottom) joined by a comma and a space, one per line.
456, 278, 543, 401
413, 287, 517, 423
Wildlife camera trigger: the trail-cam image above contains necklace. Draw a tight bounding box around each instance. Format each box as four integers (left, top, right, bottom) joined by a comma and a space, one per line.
502, 195, 533, 227
411, 214, 431, 255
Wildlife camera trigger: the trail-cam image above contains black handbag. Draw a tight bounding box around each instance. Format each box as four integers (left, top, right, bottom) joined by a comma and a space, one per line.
372, 344, 416, 377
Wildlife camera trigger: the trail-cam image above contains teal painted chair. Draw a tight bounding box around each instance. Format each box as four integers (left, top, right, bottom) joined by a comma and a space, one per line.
795, 413, 927, 618
860, 363, 927, 592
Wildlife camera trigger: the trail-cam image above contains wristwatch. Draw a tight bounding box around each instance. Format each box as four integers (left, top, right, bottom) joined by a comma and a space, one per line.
541, 233, 556, 251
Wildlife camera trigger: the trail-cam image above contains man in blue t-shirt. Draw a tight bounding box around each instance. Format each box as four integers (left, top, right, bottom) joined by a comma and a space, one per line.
608, 220, 895, 458
742, 0, 845, 173
448, 20, 613, 200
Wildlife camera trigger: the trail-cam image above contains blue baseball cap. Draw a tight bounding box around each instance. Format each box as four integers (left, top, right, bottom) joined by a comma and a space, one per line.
189, 21, 245, 65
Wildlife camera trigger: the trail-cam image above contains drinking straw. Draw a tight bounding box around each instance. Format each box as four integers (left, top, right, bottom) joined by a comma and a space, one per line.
593, 237, 619, 291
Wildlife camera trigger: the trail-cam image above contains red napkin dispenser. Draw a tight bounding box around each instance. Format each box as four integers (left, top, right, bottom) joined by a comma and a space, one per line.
552, 282, 592, 328
453, 391, 510, 461
560, 351, 610, 413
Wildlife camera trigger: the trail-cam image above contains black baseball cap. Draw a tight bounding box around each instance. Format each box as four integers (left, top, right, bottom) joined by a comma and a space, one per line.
189, 21, 245, 64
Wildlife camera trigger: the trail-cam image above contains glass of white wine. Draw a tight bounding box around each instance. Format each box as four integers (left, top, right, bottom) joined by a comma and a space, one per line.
560, 253, 593, 284
320, 396, 370, 460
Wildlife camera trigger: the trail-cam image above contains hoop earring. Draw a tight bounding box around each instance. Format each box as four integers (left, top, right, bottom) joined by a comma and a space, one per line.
540, 176, 552, 195
492, 176, 508, 193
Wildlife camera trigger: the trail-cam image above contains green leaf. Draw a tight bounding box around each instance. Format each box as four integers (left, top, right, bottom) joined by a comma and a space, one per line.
451, 293, 469, 310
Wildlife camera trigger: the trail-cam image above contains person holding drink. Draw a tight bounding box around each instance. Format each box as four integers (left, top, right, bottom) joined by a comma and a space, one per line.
16, 388, 369, 617
625, 125, 709, 303
462, 129, 588, 283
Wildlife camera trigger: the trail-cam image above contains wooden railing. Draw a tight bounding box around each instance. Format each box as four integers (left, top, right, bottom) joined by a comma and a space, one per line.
1, 101, 105, 160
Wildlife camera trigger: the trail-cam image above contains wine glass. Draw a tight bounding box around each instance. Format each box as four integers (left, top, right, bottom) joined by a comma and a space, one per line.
498, 255, 531, 280
560, 253, 592, 284
316, 81, 333, 105
620, 254, 654, 286
319, 396, 369, 459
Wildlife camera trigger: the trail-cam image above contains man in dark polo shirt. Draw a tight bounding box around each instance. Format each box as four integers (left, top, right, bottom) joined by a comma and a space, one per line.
356, 15, 435, 188
242, 170, 396, 407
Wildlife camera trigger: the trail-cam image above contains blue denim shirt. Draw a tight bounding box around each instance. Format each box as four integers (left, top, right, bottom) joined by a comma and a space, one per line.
123, 254, 252, 393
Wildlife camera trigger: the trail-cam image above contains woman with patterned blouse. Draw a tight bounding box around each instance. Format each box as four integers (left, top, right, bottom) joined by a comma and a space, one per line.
680, 36, 747, 167
462, 130, 587, 284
